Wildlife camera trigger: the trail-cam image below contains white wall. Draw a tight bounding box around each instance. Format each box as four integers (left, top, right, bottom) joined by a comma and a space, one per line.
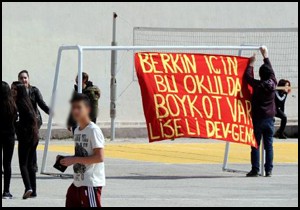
2, 2, 298, 126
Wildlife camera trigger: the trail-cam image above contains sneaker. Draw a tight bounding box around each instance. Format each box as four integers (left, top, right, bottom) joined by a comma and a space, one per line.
2, 192, 13, 199
246, 170, 259, 177
30, 192, 37, 198
278, 133, 288, 139
33, 164, 38, 173
265, 171, 272, 177
22, 189, 33, 199
274, 130, 280, 138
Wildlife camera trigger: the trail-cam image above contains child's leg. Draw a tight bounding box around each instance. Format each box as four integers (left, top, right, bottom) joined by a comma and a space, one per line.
66, 184, 81, 207
276, 109, 287, 135
81, 186, 102, 207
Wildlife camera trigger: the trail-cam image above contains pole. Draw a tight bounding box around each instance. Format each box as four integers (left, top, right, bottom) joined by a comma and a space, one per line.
222, 142, 230, 171
41, 48, 63, 174
261, 142, 265, 176
78, 47, 83, 93
222, 48, 243, 172
110, 12, 118, 141
80, 45, 261, 51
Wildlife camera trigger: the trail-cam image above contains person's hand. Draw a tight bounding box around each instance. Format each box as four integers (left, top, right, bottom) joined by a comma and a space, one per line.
260, 46, 268, 58
60, 157, 75, 167
67, 126, 72, 132
56, 155, 61, 161
249, 53, 256, 66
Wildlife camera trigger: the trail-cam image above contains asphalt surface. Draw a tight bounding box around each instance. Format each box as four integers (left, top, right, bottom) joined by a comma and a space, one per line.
2, 139, 298, 207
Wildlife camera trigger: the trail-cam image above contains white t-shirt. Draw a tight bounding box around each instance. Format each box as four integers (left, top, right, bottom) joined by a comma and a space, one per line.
73, 122, 105, 187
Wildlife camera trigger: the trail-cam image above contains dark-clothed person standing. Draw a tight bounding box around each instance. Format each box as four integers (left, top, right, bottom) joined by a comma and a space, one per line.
1, 82, 18, 199
275, 79, 291, 139
67, 72, 101, 133
244, 47, 277, 177
18, 70, 49, 172
11, 81, 39, 199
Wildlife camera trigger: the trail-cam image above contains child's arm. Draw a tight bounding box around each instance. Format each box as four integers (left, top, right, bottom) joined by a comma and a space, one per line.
60, 148, 104, 166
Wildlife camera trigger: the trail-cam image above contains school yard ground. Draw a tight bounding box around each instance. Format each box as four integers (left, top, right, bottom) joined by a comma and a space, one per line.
2, 138, 298, 207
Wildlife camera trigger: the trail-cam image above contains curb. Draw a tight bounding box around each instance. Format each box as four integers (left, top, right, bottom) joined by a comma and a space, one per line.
39, 124, 298, 140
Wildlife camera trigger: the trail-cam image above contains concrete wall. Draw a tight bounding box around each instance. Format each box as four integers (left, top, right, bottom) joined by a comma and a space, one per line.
2, 2, 298, 127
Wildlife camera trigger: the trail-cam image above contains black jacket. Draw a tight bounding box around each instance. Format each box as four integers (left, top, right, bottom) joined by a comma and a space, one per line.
275, 90, 287, 112
0, 105, 17, 137
15, 102, 39, 144
244, 58, 277, 120
67, 81, 100, 128
28, 86, 50, 128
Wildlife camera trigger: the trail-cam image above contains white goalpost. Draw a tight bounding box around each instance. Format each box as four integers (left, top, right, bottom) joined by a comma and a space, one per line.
40, 44, 264, 175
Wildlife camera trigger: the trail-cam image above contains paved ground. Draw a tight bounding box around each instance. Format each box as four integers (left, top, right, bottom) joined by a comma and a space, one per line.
2, 138, 298, 207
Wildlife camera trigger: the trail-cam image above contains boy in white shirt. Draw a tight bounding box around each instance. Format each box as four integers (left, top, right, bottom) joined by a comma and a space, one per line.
60, 94, 105, 207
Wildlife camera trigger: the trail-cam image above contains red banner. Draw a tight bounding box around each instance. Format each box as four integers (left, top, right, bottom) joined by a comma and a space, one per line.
135, 52, 256, 147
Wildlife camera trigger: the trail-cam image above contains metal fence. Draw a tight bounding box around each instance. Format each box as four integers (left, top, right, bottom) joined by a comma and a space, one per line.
133, 27, 298, 120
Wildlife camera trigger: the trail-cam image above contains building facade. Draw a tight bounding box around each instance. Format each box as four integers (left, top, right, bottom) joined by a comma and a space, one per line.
2, 2, 298, 127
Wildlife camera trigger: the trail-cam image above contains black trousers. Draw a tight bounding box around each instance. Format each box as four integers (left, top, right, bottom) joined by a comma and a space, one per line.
1, 134, 15, 193
276, 109, 287, 134
18, 140, 38, 193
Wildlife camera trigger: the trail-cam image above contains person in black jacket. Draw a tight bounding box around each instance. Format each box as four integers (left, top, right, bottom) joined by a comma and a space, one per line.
67, 72, 101, 133
11, 81, 39, 199
18, 70, 50, 172
18, 70, 50, 128
274, 79, 291, 139
244, 47, 277, 177
1, 81, 18, 199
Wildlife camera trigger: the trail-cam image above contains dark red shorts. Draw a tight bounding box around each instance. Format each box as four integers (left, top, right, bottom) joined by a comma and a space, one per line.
66, 184, 102, 207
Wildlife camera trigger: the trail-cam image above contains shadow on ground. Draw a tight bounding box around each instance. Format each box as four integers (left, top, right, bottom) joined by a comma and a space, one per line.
106, 175, 243, 180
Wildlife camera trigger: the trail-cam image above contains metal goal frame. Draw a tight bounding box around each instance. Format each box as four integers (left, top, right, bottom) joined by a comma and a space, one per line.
41, 44, 265, 176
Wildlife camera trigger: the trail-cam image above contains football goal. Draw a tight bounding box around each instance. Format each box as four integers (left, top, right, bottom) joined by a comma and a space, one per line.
40, 44, 263, 175
41, 27, 298, 176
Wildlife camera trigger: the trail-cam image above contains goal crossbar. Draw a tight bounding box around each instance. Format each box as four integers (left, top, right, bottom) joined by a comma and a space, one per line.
41, 44, 264, 175
59, 45, 261, 51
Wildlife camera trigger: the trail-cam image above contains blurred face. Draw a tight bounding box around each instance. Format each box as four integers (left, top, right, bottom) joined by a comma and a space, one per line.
11, 84, 18, 98
19, 73, 29, 87
284, 82, 290, 93
71, 101, 90, 122
75, 76, 87, 87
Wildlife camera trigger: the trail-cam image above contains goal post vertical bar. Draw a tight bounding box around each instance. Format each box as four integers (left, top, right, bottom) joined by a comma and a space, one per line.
222, 142, 230, 171
41, 47, 63, 174
110, 13, 118, 141
261, 142, 265, 176
222, 47, 244, 172
132, 28, 136, 81
78, 46, 83, 93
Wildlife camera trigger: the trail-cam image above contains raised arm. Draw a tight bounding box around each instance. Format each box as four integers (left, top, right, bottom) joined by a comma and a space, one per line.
244, 54, 260, 87
34, 87, 50, 114
260, 47, 276, 83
